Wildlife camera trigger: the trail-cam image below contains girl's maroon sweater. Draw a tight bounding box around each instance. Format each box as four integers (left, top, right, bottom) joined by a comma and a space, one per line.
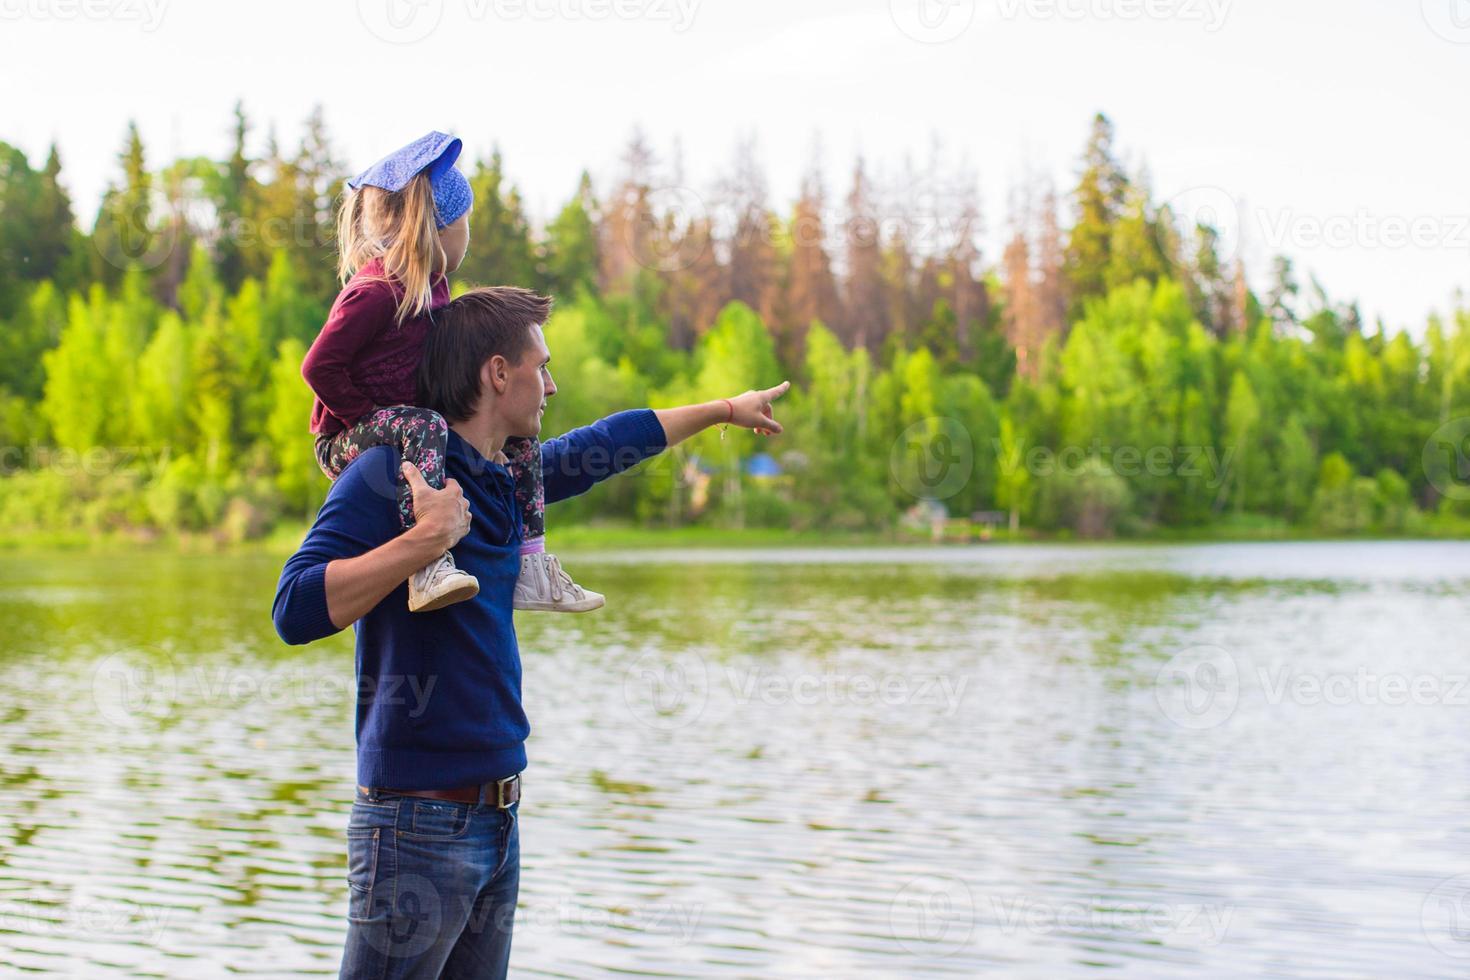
302, 258, 451, 437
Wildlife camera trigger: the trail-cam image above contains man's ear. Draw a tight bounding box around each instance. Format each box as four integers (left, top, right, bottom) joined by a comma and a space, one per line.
480, 355, 506, 396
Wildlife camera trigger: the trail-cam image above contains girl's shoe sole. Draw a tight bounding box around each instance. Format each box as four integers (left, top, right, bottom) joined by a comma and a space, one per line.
513, 597, 605, 613
409, 580, 481, 612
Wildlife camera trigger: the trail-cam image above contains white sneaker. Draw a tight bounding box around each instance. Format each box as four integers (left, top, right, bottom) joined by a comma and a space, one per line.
408, 551, 480, 612
513, 552, 605, 613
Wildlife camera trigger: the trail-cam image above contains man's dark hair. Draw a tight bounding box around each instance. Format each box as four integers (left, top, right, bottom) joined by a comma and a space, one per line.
419, 286, 552, 423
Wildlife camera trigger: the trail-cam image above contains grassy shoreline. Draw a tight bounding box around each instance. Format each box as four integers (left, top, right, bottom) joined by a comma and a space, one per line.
2, 517, 1467, 555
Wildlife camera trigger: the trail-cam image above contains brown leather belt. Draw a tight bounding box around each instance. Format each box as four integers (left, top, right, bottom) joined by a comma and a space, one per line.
359, 773, 521, 809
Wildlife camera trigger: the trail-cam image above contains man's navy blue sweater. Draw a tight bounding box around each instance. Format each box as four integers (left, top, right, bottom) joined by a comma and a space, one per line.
272, 410, 667, 790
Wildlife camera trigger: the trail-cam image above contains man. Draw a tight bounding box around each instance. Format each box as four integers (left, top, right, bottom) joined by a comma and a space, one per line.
272, 285, 788, 979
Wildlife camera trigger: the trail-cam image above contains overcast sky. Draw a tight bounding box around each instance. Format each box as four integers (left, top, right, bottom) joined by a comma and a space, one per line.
3, 0, 1466, 332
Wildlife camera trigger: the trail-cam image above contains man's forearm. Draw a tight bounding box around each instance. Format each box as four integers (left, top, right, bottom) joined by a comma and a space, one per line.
653, 401, 728, 447
323, 527, 441, 629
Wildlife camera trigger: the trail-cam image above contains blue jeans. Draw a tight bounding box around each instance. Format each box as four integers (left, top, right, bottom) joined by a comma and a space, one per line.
339, 789, 520, 979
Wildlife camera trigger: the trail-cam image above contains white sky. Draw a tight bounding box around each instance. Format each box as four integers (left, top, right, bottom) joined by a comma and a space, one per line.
2, 0, 1467, 333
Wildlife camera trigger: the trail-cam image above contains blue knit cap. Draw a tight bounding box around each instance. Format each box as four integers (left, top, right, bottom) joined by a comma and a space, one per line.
347, 131, 474, 229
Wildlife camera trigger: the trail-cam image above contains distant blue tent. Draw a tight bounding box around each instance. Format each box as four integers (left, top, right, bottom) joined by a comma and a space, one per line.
684, 453, 719, 476
744, 453, 783, 478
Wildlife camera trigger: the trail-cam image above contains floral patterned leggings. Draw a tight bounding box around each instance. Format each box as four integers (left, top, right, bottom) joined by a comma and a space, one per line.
313, 405, 545, 538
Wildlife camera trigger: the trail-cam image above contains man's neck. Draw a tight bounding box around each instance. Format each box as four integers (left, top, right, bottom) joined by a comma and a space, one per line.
450, 416, 509, 465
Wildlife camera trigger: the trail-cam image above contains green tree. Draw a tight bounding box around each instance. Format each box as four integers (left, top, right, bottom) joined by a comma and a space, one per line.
0, 280, 66, 399
459, 149, 537, 289
1064, 113, 1128, 317
91, 122, 155, 288
265, 338, 324, 519
1223, 371, 1261, 513
132, 310, 191, 451
541, 171, 600, 300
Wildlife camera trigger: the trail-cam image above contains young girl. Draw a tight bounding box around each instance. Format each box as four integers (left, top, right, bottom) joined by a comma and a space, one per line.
302, 131, 603, 614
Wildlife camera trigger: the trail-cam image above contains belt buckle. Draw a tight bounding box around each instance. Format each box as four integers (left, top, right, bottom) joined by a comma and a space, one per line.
495, 773, 520, 810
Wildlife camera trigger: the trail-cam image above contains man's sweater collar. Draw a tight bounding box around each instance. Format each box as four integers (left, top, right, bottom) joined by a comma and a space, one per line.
446, 428, 514, 486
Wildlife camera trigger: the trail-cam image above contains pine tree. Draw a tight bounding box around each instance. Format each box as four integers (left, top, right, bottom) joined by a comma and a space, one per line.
662, 214, 723, 349
459, 148, 537, 289
541, 171, 600, 300
1265, 255, 1299, 332
842, 157, 887, 353
91, 122, 156, 288
6, 143, 83, 295
720, 136, 782, 335
1064, 113, 1128, 318
945, 180, 989, 362
597, 128, 657, 296
784, 164, 841, 370
1002, 208, 1038, 378
214, 100, 255, 292
1103, 173, 1170, 293
1034, 187, 1068, 340
293, 106, 343, 299
1187, 221, 1229, 336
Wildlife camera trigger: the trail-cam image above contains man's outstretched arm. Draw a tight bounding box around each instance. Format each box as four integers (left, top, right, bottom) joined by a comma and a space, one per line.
540, 382, 790, 506
653, 381, 789, 447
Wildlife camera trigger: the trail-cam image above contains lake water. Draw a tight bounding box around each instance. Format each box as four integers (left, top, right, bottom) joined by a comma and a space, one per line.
2, 541, 1470, 977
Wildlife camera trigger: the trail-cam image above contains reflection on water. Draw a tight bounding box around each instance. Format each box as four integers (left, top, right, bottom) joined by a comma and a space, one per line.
2, 541, 1470, 977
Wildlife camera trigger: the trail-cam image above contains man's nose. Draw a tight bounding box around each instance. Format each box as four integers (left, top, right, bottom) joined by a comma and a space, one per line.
544, 373, 556, 397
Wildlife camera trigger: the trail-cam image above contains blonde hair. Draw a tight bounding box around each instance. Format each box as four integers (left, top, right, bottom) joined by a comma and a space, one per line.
335, 172, 446, 325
